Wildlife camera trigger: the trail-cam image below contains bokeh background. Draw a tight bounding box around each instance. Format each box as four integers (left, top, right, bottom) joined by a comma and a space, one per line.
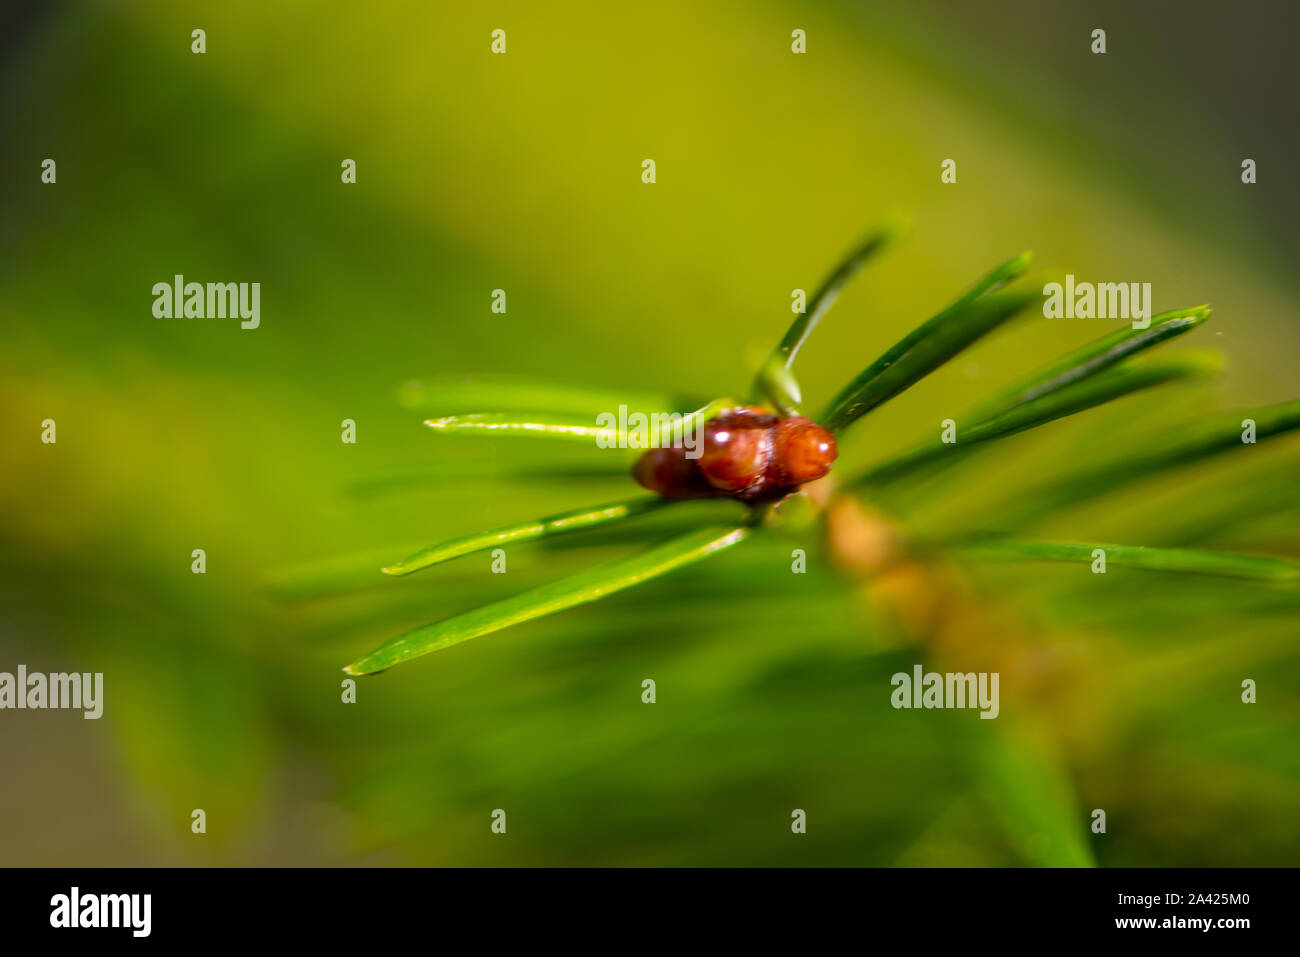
1, 0, 1298, 865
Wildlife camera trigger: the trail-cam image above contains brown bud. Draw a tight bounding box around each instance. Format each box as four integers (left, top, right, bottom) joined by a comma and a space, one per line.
632, 446, 715, 499
699, 409, 773, 491
772, 417, 838, 486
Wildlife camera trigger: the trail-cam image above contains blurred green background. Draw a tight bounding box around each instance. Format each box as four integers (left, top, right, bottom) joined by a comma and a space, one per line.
1, 0, 1297, 865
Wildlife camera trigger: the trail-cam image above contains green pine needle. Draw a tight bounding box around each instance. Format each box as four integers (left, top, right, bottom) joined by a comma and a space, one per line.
1004, 399, 1300, 526
752, 215, 906, 412
970, 305, 1210, 419
382, 496, 672, 576
854, 350, 1219, 487
424, 397, 735, 448
344, 524, 750, 674
954, 539, 1300, 581
424, 412, 623, 444
822, 252, 1035, 432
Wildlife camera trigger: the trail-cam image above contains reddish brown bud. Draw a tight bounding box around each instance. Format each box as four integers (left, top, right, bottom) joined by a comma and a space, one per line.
698, 410, 773, 491
772, 417, 838, 486
631, 406, 836, 505
632, 446, 715, 499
